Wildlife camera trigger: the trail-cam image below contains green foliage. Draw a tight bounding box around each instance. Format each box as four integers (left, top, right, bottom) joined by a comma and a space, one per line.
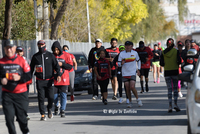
58, 0, 148, 42
169, 0, 188, 23
129, 0, 178, 43
0, 0, 36, 40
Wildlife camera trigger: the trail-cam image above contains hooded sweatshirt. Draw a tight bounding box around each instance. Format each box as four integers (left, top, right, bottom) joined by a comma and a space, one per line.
160, 46, 181, 76
51, 41, 72, 86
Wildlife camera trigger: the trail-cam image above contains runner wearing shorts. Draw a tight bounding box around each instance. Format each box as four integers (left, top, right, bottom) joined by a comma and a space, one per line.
152, 44, 161, 83
118, 41, 143, 108
106, 38, 120, 100
136, 41, 153, 93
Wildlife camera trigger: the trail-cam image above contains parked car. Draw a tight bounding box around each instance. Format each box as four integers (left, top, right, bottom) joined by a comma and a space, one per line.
178, 49, 200, 134
70, 52, 93, 94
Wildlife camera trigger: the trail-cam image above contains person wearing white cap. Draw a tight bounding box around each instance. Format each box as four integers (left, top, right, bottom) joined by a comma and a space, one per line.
88, 39, 105, 100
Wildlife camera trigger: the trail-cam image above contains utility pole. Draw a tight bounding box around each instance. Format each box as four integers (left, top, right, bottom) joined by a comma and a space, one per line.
43, 0, 49, 40
86, 0, 91, 44
34, 0, 38, 42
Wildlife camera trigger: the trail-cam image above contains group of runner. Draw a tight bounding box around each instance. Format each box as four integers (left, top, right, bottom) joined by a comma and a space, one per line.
1, 37, 199, 134
0, 40, 77, 134
88, 38, 199, 112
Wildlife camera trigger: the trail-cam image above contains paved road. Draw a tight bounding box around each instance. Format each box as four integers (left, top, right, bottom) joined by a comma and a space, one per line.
0, 72, 187, 134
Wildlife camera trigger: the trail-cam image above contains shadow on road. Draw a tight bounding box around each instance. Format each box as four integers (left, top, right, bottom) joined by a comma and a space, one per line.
63, 119, 187, 126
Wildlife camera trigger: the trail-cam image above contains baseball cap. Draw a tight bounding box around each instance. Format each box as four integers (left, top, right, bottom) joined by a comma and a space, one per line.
190, 39, 195, 43
95, 39, 102, 43
4, 39, 15, 47
16, 46, 23, 51
125, 41, 133, 46
158, 42, 161, 45
37, 40, 45, 45
178, 44, 183, 48
119, 45, 125, 51
139, 41, 145, 48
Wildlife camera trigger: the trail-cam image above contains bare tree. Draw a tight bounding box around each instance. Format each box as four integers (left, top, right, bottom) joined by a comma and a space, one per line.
3, 0, 13, 40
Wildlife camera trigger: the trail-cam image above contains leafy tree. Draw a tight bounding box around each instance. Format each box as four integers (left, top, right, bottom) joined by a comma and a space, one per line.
129, 0, 178, 44
56, 0, 148, 42
1, 0, 35, 40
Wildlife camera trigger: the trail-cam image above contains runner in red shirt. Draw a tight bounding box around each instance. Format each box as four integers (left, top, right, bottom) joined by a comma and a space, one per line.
63, 45, 78, 101
52, 41, 72, 117
136, 41, 153, 93
0, 40, 31, 134
94, 50, 111, 105
105, 38, 120, 100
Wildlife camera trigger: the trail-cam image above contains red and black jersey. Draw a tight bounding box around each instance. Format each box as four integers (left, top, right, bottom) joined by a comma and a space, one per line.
135, 47, 153, 69
105, 47, 120, 70
0, 54, 31, 93
94, 58, 110, 81
53, 51, 72, 86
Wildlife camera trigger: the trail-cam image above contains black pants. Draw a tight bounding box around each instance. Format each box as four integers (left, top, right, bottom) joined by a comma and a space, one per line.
97, 79, 109, 93
140, 68, 150, 78
92, 68, 99, 96
36, 80, 54, 115
2, 91, 29, 134
117, 73, 128, 98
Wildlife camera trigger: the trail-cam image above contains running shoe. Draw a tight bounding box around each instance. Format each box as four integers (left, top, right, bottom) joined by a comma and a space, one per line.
112, 95, 117, 100
92, 95, 98, 100
102, 97, 105, 103
54, 105, 60, 115
137, 98, 143, 107
48, 109, 53, 119
160, 73, 164, 77
104, 99, 108, 105
70, 95, 74, 101
118, 98, 123, 104
126, 99, 130, 104
40, 115, 46, 121
178, 92, 183, 98
157, 78, 160, 83
60, 110, 65, 118
26, 116, 30, 120
127, 103, 132, 108
174, 105, 181, 112
168, 107, 172, 113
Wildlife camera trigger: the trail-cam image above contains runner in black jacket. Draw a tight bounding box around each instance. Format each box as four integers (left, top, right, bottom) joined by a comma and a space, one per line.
30, 40, 61, 121
88, 39, 105, 100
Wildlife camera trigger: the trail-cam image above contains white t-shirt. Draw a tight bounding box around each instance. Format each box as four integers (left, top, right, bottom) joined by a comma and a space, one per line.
118, 50, 140, 76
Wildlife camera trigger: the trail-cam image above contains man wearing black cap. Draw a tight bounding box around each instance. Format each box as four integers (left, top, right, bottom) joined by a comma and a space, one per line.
136, 41, 153, 93
30, 40, 61, 121
118, 41, 143, 108
0, 40, 31, 134
88, 39, 105, 100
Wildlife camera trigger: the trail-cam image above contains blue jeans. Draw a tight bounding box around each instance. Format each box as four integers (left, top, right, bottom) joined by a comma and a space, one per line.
54, 86, 68, 111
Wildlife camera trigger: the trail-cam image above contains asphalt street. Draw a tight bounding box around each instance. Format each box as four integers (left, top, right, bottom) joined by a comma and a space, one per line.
0, 72, 188, 134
